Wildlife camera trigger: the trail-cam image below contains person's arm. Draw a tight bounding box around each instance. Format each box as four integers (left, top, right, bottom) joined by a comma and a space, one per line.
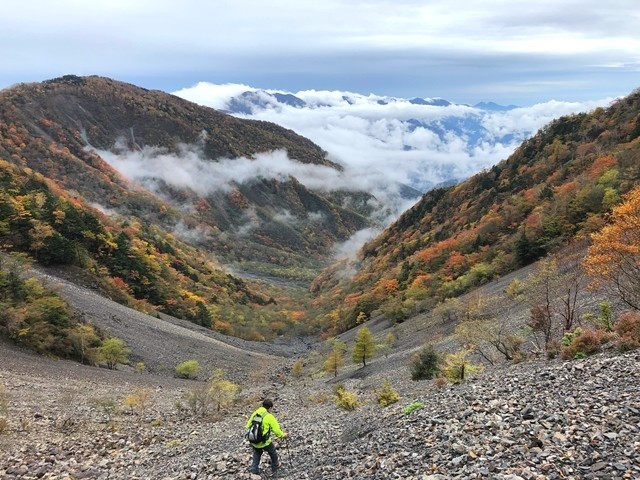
267, 413, 286, 438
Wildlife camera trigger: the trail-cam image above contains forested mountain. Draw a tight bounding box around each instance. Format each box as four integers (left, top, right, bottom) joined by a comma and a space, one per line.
0, 75, 374, 284
310, 89, 640, 334
0, 75, 380, 350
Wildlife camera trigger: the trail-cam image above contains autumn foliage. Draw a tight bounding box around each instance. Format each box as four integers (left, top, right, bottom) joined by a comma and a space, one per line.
312, 88, 640, 334
584, 185, 640, 310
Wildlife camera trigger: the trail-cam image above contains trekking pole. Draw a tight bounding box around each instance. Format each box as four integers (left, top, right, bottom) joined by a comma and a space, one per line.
284, 436, 293, 468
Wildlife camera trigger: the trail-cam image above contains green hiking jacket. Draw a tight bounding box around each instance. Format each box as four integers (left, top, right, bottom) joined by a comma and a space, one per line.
245, 406, 284, 447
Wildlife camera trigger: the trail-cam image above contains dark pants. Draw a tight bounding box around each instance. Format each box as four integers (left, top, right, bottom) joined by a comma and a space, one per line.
250, 442, 279, 473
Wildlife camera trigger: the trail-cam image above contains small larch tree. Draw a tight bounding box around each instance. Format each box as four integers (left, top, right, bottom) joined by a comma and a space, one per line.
352, 326, 376, 367
291, 359, 304, 379
410, 344, 441, 380
208, 369, 239, 412
68, 323, 99, 364
324, 340, 346, 377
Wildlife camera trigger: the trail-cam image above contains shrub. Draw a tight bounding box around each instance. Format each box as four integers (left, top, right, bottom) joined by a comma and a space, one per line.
0, 385, 9, 435
19, 417, 31, 432
334, 386, 360, 411
184, 385, 211, 416
0, 385, 9, 415
123, 387, 154, 419
308, 391, 332, 404
376, 379, 400, 407
561, 328, 609, 360
183, 369, 239, 417
615, 311, 640, 351
402, 401, 423, 415
411, 344, 441, 380
0, 417, 8, 435
595, 301, 614, 332
545, 339, 562, 360
98, 337, 130, 369
207, 369, 239, 412
93, 397, 119, 427
434, 376, 448, 389
291, 359, 304, 379
135, 362, 147, 374
175, 359, 200, 379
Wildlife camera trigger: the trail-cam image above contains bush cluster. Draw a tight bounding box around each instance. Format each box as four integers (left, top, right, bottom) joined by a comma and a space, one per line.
175, 359, 200, 379
561, 328, 609, 360
615, 311, 640, 351
410, 344, 441, 380
334, 385, 360, 411
376, 379, 400, 407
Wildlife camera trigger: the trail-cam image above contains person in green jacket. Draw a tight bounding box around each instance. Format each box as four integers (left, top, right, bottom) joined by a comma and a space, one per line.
245, 398, 287, 475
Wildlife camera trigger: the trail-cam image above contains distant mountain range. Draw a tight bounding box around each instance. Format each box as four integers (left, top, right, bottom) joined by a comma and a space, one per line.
223, 90, 522, 154
222, 89, 519, 113
176, 84, 603, 194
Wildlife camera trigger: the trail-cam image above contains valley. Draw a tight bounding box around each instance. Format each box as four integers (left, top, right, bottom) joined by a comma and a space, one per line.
0, 76, 639, 479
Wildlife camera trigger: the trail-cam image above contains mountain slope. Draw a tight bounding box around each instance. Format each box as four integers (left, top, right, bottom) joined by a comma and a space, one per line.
0, 75, 374, 282
2, 311, 639, 479
310, 88, 640, 333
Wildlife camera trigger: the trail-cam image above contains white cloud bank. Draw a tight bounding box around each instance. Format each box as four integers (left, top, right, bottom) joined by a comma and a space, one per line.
174, 83, 614, 192
90, 138, 415, 227
91, 85, 616, 259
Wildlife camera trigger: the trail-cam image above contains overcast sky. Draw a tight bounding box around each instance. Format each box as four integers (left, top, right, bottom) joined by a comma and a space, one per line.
2, 0, 638, 105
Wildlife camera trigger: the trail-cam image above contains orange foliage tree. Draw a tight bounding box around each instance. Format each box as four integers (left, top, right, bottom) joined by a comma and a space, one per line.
584, 186, 640, 310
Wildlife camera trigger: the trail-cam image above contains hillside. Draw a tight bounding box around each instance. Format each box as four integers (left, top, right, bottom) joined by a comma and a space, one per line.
310, 88, 640, 334
1, 277, 639, 479
1, 80, 640, 478
0, 161, 313, 346
0, 75, 374, 283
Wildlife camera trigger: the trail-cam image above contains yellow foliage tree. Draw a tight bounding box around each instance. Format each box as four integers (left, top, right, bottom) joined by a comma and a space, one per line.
352, 326, 376, 367
324, 340, 346, 377
584, 186, 640, 310
208, 369, 239, 412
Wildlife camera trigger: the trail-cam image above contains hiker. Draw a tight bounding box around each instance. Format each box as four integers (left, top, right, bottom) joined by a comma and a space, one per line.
245, 398, 287, 475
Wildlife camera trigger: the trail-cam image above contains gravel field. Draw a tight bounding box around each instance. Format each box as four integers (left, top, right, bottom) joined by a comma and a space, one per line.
1, 269, 640, 479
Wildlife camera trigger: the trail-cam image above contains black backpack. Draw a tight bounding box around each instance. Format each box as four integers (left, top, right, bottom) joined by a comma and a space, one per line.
246, 412, 270, 444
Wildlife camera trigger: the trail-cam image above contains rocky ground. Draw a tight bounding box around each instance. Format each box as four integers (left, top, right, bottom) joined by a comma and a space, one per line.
1, 269, 640, 479
2, 336, 640, 479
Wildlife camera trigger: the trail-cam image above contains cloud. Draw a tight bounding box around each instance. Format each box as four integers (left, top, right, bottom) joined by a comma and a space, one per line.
174, 83, 615, 194
88, 202, 118, 217
171, 220, 209, 244
89, 140, 416, 226
92, 144, 341, 195
84, 83, 617, 259
333, 227, 381, 260
1, 1, 637, 105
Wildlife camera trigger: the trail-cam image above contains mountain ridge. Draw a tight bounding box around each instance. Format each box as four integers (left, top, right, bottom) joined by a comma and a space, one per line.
309, 87, 640, 334
0, 75, 378, 279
